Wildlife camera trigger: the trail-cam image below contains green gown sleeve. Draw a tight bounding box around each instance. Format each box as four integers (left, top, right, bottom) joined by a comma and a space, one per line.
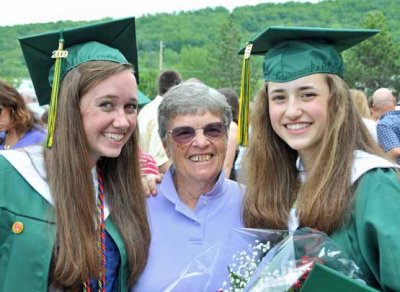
332, 168, 400, 292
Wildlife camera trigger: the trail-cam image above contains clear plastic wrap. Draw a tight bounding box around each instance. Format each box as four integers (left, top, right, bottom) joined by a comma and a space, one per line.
238, 227, 365, 292
164, 227, 369, 292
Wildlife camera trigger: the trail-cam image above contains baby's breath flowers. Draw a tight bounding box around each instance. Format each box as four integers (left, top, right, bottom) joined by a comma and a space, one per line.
219, 240, 271, 292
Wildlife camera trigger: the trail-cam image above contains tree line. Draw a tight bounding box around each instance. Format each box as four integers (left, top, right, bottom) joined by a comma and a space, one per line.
0, 0, 399, 100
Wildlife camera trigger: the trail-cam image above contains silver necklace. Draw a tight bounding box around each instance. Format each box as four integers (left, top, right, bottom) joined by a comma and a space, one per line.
3, 131, 15, 150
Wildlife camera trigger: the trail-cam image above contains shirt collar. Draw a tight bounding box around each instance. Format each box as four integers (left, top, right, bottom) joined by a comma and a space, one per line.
379, 110, 400, 120
159, 164, 226, 204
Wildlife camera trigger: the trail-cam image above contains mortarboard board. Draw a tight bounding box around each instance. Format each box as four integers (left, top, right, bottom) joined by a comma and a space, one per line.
19, 16, 139, 106
19, 17, 139, 148
236, 26, 379, 146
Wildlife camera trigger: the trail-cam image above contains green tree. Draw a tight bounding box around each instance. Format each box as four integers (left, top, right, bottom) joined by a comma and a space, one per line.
137, 49, 160, 98
177, 45, 209, 82
344, 11, 400, 94
138, 68, 158, 99
205, 14, 243, 92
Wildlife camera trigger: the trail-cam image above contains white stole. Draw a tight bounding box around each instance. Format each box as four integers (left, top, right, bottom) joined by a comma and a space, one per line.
0, 145, 110, 218
288, 150, 399, 231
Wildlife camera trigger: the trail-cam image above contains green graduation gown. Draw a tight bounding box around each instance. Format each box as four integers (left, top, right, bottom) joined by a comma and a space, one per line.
0, 148, 129, 291
294, 151, 400, 291
331, 167, 400, 291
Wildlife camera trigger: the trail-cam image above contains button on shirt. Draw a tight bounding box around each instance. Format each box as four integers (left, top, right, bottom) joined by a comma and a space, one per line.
133, 167, 245, 291
377, 110, 400, 164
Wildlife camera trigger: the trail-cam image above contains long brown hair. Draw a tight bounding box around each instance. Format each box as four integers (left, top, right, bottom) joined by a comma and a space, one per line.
0, 79, 42, 136
350, 89, 371, 119
45, 61, 150, 288
242, 74, 385, 234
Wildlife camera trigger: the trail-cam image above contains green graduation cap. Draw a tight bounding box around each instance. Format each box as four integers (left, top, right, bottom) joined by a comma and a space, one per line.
236, 26, 379, 146
239, 26, 379, 82
19, 17, 139, 148
138, 90, 151, 109
19, 16, 139, 106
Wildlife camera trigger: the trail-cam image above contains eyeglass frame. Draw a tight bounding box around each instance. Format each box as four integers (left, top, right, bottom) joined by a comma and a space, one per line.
167, 121, 229, 144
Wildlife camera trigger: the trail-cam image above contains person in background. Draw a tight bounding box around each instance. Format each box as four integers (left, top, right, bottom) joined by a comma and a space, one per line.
185, 77, 203, 83
234, 144, 247, 180
40, 106, 49, 127
19, 86, 46, 120
350, 88, 378, 142
0, 79, 46, 149
0, 18, 150, 291
370, 87, 396, 121
133, 81, 245, 291
234, 100, 255, 182
137, 96, 162, 196
218, 87, 240, 180
139, 148, 162, 196
139, 149, 159, 176
138, 70, 182, 174
376, 90, 400, 163
240, 26, 400, 291
136, 94, 161, 193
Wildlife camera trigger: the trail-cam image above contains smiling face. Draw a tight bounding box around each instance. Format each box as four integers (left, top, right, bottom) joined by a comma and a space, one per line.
80, 69, 138, 167
164, 111, 227, 187
268, 73, 331, 166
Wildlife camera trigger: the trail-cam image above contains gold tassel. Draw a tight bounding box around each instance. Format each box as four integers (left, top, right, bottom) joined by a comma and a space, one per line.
46, 33, 68, 148
237, 43, 253, 146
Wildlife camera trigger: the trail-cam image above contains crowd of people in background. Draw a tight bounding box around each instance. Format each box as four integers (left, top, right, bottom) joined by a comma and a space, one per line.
1, 16, 400, 292
2, 57, 399, 178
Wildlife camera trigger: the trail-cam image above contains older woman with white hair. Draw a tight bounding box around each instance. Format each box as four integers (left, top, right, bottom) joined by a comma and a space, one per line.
133, 81, 245, 291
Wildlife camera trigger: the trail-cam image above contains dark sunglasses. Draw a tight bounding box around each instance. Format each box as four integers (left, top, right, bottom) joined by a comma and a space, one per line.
168, 122, 228, 144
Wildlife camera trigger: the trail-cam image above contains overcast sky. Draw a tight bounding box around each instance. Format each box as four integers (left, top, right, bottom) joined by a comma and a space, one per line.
0, 0, 320, 26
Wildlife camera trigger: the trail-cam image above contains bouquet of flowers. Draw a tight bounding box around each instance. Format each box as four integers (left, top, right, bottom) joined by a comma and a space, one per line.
221, 227, 366, 292
163, 227, 372, 292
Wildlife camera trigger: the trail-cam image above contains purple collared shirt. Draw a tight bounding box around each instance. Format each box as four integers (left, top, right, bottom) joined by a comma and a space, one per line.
0, 126, 46, 150
133, 167, 245, 291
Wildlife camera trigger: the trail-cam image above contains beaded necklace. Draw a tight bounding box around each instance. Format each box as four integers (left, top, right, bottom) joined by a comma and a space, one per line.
83, 166, 106, 292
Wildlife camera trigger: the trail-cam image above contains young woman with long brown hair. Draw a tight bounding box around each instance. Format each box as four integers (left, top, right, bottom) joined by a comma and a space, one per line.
0, 18, 150, 291
240, 26, 400, 291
